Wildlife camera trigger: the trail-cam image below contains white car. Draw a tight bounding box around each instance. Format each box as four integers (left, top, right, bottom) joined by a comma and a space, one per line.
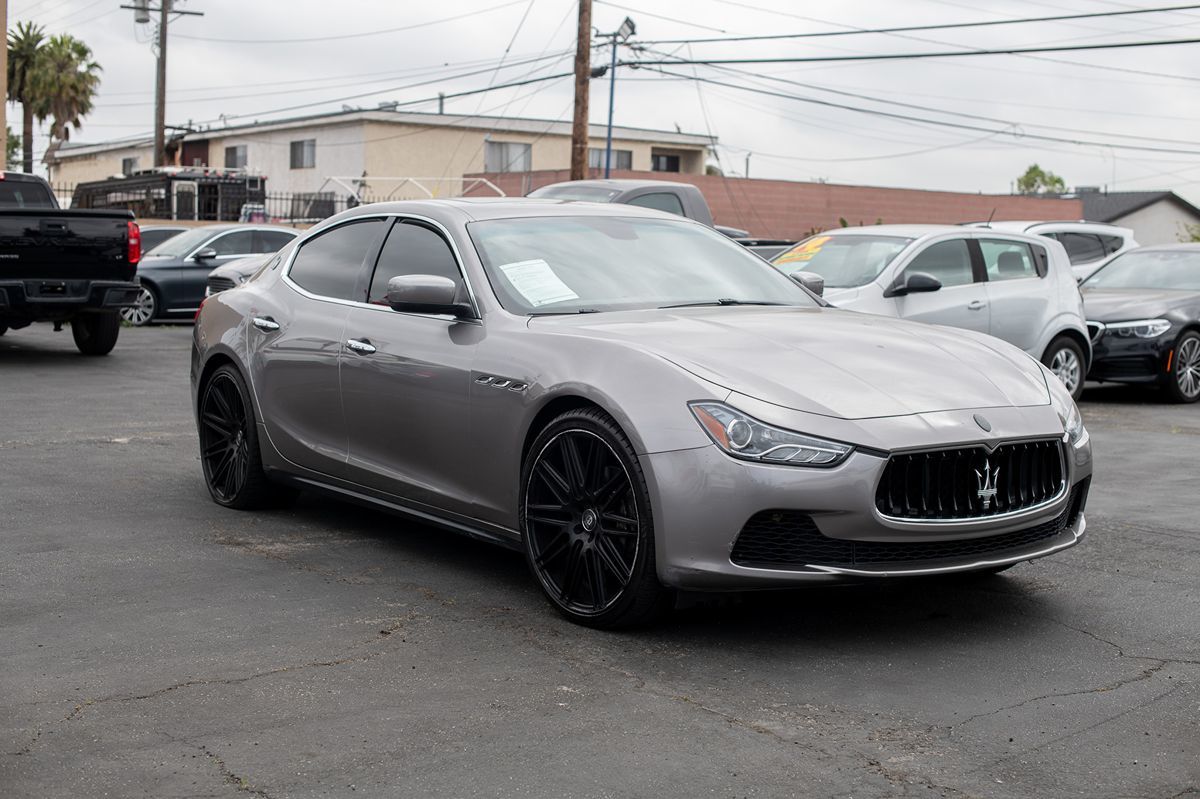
966, 221, 1137, 281
772, 225, 1091, 399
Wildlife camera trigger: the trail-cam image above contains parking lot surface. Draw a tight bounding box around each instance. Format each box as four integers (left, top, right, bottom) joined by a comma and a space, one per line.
2, 325, 1197, 798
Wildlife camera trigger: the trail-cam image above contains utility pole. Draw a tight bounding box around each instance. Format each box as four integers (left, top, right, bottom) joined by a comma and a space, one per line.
121, 1, 203, 168
569, 0, 591, 181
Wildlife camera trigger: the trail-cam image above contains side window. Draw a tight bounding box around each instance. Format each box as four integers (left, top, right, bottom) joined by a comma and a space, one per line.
903, 239, 974, 287
626, 192, 685, 217
208, 230, 255, 256
288, 219, 385, 301
255, 230, 297, 252
1056, 232, 1106, 264
1097, 234, 1125, 255
368, 221, 462, 305
979, 239, 1038, 281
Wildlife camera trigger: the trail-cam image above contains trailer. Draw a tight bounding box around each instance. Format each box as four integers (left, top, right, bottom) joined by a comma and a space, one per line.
70, 168, 267, 222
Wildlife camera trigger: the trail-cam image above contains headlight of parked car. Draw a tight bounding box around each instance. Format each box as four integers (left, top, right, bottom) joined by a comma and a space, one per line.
1105, 319, 1171, 339
1048, 388, 1089, 450
689, 401, 853, 466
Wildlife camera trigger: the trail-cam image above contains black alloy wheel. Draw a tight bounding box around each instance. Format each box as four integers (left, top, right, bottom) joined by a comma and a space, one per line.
1165, 330, 1200, 404
521, 408, 671, 628
198, 365, 278, 508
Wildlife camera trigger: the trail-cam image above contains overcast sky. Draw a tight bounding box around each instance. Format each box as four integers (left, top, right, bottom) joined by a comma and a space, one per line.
10, 0, 1200, 204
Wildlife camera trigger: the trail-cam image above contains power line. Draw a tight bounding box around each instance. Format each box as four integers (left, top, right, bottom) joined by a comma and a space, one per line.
636, 3, 1200, 46
174, 0, 527, 44
594, 0, 731, 34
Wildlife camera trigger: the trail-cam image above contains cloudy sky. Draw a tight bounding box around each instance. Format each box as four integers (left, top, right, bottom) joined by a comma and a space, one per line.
9, 0, 1200, 204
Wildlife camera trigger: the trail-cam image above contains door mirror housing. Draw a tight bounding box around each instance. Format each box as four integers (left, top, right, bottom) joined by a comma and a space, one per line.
193, 247, 218, 261
885, 271, 943, 298
386, 275, 472, 317
788, 270, 824, 297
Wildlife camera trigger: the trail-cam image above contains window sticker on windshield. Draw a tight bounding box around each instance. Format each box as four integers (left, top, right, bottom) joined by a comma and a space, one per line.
775, 236, 831, 266
497, 259, 579, 307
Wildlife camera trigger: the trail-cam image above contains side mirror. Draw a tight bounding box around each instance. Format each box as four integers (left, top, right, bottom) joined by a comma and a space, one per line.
884, 271, 943, 298
789, 270, 824, 297
386, 275, 472, 317
194, 247, 218, 261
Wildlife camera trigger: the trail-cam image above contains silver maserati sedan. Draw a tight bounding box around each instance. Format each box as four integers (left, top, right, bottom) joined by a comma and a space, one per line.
191, 199, 1093, 627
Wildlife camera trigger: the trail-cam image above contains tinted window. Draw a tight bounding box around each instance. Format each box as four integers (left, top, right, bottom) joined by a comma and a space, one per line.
140, 228, 184, 250
256, 230, 296, 252
209, 230, 255, 256
1098, 234, 1126, 255
0, 180, 56, 208
289, 219, 385, 301
368, 222, 461, 304
980, 239, 1038, 281
903, 239, 974, 287
626, 192, 685, 216
1056, 232, 1106, 264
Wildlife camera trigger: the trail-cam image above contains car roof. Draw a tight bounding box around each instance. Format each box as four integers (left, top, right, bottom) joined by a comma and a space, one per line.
330, 197, 697, 224
534, 178, 692, 191
1127, 243, 1200, 253
192, 223, 300, 233
967, 220, 1131, 233
823, 224, 965, 238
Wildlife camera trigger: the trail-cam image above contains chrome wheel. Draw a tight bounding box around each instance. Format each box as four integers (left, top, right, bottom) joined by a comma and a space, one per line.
120, 286, 157, 326
1049, 347, 1082, 395
524, 429, 640, 617
1175, 336, 1200, 401
199, 371, 252, 503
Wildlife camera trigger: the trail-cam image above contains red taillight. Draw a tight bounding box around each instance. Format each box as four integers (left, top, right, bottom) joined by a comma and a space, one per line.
128, 220, 142, 264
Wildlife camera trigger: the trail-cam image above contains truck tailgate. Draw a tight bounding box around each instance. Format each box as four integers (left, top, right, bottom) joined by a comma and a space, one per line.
0, 210, 136, 282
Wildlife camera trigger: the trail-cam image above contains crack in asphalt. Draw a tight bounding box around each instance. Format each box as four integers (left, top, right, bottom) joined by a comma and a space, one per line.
200, 744, 273, 798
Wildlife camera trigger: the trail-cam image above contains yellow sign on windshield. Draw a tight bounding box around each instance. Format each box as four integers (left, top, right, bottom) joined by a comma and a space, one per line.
775, 236, 831, 265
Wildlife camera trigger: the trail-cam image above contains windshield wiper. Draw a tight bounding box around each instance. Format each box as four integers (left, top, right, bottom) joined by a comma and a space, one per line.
528, 308, 602, 316
659, 299, 788, 309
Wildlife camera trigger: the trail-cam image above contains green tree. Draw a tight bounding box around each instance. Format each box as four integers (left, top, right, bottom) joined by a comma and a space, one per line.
39, 34, 102, 144
1016, 163, 1067, 195
6, 21, 48, 173
1182, 223, 1200, 243
6, 126, 19, 169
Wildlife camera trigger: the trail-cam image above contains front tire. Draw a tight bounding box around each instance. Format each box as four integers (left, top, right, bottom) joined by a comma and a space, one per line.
1043, 336, 1086, 401
520, 408, 672, 628
120, 285, 158, 326
71, 312, 121, 355
1163, 331, 1200, 404
198, 364, 278, 509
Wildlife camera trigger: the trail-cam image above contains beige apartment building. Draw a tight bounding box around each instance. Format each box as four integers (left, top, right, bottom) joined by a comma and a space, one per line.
44, 108, 713, 201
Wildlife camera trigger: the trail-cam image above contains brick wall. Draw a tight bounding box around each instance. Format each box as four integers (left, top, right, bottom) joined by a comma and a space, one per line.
464, 169, 1084, 240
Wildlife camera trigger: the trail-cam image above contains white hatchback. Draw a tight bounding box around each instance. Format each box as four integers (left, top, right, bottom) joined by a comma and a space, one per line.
773, 225, 1092, 399
966, 220, 1138, 281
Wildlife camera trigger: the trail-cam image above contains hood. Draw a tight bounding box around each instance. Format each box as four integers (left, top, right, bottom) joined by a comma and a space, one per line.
210, 254, 273, 281
1082, 287, 1200, 322
531, 306, 1049, 420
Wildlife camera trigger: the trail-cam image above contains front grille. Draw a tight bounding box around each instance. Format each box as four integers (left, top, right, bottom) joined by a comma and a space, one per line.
207, 276, 237, 294
731, 481, 1087, 570
875, 440, 1065, 521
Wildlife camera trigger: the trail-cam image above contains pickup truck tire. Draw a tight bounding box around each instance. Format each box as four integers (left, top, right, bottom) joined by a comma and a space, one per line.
120, 285, 158, 327
71, 311, 121, 356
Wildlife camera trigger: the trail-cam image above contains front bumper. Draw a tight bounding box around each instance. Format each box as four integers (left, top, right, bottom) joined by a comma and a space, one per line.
642, 403, 1093, 590
1087, 325, 1173, 384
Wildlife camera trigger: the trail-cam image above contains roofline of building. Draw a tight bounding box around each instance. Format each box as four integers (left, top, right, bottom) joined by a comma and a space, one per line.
1091, 191, 1200, 222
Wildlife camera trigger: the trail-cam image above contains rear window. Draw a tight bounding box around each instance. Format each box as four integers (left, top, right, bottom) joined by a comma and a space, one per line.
527, 185, 621, 202
0, 180, 56, 209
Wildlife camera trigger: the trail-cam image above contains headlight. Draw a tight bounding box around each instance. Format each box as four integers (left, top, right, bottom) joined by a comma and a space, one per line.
1050, 391, 1089, 449
1105, 319, 1171, 339
689, 402, 853, 466
236, 273, 250, 284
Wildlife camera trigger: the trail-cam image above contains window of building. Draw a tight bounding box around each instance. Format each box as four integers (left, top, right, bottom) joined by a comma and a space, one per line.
121, 157, 139, 176
903, 239, 974, 287
588, 148, 632, 170
224, 145, 247, 169
288, 219, 386, 300
368, 221, 462, 305
484, 140, 532, 173
980, 239, 1038, 281
289, 139, 316, 170
626, 192, 685, 217
651, 153, 681, 173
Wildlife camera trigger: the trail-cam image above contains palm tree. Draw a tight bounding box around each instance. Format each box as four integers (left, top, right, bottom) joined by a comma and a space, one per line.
6, 21, 48, 173
39, 34, 102, 144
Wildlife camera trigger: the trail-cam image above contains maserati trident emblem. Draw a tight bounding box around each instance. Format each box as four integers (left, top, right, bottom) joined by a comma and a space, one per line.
975, 460, 1000, 509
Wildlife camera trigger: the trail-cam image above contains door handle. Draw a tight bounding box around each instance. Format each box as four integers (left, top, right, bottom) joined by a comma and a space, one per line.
252, 316, 280, 331
346, 338, 377, 355
967, 300, 987, 311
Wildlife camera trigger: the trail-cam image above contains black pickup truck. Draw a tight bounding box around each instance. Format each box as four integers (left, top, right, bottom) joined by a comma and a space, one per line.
0, 172, 141, 355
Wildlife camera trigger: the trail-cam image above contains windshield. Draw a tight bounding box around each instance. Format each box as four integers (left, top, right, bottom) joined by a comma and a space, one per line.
469, 216, 818, 315
145, 226, 219, 257
1083, 249, 1200, 290
526, 185, 621, 203
771, 234, 912, 288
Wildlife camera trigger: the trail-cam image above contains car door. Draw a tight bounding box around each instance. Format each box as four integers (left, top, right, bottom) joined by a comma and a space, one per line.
177, 229, 257, 310
889, 237, 990, 334
248, 217, 388, 478
339, 218, 483, 516
980, 237, 1049, 353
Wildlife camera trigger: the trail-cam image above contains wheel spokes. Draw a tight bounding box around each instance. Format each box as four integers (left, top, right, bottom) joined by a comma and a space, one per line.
200, 375, 250, 501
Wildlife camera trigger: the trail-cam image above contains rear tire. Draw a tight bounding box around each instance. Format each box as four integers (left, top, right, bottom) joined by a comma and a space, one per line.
198, 364, 281, 509
1163, 330, 1200, 404
120, 285, 158, 326
71, 312, 121, 355
1042, 336, 1086, 401
520, 407, 673, 628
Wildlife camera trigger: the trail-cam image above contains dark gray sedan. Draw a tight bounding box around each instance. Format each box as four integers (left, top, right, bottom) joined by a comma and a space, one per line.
122, 224, 298, 325
191, 200, 1093, 627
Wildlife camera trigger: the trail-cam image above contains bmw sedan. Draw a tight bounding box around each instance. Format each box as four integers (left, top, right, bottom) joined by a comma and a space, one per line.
1082, 244, 1200, 402
191, 200, 1093, 627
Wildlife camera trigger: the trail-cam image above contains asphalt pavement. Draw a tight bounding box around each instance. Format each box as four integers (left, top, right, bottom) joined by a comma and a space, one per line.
1, 325, 1197, 798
